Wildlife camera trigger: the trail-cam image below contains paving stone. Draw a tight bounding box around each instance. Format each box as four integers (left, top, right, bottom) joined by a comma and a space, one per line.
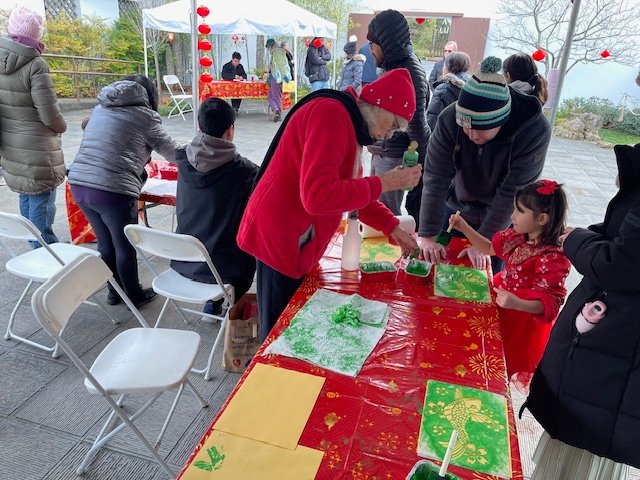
42, 442, 165, 480
0, 350, 67, 415
15, 367, 108, 436
85, 389, 209, 461
0, 419, 76, 480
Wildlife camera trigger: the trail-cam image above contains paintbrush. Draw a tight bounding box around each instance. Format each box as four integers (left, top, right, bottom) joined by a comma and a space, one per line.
434, 210, 460, 246
438, 429, 459, 479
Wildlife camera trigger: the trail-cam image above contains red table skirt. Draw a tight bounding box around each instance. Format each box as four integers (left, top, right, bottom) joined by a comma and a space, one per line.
199, 80, 292, 110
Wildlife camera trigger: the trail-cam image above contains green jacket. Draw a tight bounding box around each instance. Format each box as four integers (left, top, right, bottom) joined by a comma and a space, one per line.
0, 36, 67, 194
269, 47, 291, 84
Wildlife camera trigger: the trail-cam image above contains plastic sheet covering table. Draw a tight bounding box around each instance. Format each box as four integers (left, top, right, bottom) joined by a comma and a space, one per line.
199, 80, 292, 110
178, 234, 523, 480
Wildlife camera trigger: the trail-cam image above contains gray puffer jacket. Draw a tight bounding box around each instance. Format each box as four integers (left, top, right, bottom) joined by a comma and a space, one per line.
68, 80, 177, 198
0, 36, 67, 195
339, 54, 366, 91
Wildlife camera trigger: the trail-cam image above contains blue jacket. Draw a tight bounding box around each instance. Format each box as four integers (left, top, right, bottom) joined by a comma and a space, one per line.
339, 54, 366, 91
358, 43, 378, 84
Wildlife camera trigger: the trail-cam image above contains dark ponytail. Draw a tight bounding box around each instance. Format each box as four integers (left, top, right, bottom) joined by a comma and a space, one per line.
503, 53, 548, 104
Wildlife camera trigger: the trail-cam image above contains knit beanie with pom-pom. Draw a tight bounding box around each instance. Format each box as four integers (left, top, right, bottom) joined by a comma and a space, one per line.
456, 56, 511, 130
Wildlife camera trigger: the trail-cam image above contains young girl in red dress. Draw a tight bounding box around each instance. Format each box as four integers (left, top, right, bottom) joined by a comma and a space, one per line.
449, 179, 571, 391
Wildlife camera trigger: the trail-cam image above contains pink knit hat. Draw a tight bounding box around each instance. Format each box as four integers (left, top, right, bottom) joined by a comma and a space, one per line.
8, 7, 45, 41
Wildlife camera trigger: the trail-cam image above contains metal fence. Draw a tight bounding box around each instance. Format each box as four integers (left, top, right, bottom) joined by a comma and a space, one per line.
43, 53, 142, 100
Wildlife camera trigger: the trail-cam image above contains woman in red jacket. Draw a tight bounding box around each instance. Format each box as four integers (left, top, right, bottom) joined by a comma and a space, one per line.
238, 69, 422, 341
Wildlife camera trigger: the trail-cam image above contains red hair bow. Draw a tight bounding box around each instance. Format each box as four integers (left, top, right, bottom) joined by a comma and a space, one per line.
536, 179, 558, 195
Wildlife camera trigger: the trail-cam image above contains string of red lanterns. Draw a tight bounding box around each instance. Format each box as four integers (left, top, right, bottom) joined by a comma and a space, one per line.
197, 5, 213, 85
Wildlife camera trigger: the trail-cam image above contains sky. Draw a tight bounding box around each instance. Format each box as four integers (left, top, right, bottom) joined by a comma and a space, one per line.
355, 0, 502, 17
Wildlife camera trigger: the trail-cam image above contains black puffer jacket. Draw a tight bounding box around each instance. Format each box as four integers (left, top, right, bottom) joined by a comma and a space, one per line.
304, 41, 331, 83
427, 72, 470, 132
526, 143, 640, 468
68, 81, 176, 198
366, 10, 430, 164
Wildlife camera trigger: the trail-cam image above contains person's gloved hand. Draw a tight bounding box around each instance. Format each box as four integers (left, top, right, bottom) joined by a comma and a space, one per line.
283, 76, 290, 83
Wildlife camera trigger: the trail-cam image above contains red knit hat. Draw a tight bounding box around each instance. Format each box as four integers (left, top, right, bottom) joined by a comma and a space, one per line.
358, 69, 416, 121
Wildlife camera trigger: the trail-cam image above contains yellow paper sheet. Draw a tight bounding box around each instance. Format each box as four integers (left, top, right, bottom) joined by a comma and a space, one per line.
213, 363, 325, 450
181, 430, 324, 480
360, 236, 402, 263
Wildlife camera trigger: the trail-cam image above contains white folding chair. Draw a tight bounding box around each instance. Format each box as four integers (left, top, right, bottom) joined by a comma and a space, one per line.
163, 74, 193, 120
31, 254, 208, 478
124, 225, 235, 381
0, 212, 118, 357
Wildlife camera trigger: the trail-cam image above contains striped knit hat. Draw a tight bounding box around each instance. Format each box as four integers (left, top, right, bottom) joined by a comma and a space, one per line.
456, 56, 511, 130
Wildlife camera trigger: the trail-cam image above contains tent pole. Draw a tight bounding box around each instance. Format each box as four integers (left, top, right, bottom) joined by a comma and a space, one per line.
332, 41, 336, 88
190, 0, 199, 134
294, 36, 298, 104
548, 0, 581, 127
143, 25, 148, 78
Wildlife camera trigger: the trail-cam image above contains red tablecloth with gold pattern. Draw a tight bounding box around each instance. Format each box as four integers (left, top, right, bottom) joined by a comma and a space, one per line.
178, 235, 523, 479
199, 80, 292, 110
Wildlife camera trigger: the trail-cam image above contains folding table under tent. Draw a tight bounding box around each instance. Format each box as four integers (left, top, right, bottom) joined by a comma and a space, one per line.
142, 0, 337, 132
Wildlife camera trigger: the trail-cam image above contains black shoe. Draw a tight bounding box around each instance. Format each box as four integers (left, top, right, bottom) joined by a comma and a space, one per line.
106, 291, 122, 306
274, 110, 281, 122
131, 288, 157, 309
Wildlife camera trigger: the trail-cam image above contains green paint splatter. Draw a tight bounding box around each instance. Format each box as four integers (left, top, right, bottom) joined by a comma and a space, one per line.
405, 259, 432, 277
434, 264, 491, 303
360, 261, 397, 273
417, 380, 510, 478
265, 290, 391, 376
331, 304, 362, 326
193, 445, 225, 472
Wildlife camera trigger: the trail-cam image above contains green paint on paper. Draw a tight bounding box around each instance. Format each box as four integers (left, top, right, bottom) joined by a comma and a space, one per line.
417, 380, 511, 478
264, 290, 391, 377
360, 238, 402, 263
331, 304, 362, 327
434, 264, 491, 303
193, 445, 225, 472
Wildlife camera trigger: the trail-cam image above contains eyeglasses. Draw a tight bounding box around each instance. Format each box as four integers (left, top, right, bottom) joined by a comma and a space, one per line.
444, 49, 453, 53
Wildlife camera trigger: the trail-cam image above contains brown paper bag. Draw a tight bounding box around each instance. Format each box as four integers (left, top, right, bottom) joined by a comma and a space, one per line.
222, 293, 260, 372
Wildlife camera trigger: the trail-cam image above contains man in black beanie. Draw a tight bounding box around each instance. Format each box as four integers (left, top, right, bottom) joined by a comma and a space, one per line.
366, 9, 430, 227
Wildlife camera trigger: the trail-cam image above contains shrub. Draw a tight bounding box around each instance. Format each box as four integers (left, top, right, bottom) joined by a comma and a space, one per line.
558, 96, 640, 136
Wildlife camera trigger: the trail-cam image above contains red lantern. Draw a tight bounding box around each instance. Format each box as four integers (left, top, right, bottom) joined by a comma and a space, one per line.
532, 49, 546, 61
199, 56, 213, 68
196, 5, 209, 18
232, 34, 238, 44
200, 72, 213, 83
198, 24, 211, 35
167, 32, 174, 46
600, 49, 611, 58
415, 18, 426, 25
198, 39, 212, 51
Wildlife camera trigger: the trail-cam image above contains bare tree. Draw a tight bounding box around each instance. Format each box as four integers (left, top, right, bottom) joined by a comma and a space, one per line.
492, 0, 640, 74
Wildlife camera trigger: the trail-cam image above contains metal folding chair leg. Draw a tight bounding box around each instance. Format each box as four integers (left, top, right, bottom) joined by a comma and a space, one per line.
5, 280, 60, 356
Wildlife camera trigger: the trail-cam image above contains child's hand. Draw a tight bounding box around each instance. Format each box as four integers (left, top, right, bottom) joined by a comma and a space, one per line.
449, 213, 469, 233
494, 287, 522, 310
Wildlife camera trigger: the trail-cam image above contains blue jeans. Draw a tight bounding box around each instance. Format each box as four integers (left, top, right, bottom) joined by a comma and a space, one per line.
310, 80, 330, 92
19, 189, 59, 248
75, 196, 142, 298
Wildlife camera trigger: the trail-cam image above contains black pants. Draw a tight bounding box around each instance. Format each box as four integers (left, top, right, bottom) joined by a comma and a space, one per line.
231, 99, 241, 110
256, 260, 303, 342
76, 197, 143, 298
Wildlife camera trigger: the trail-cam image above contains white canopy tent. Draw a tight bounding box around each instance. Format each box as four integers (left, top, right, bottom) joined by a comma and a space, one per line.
142, 0, 337, 131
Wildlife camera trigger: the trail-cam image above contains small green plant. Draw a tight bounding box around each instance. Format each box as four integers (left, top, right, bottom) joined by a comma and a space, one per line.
558, 96, 640, 137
